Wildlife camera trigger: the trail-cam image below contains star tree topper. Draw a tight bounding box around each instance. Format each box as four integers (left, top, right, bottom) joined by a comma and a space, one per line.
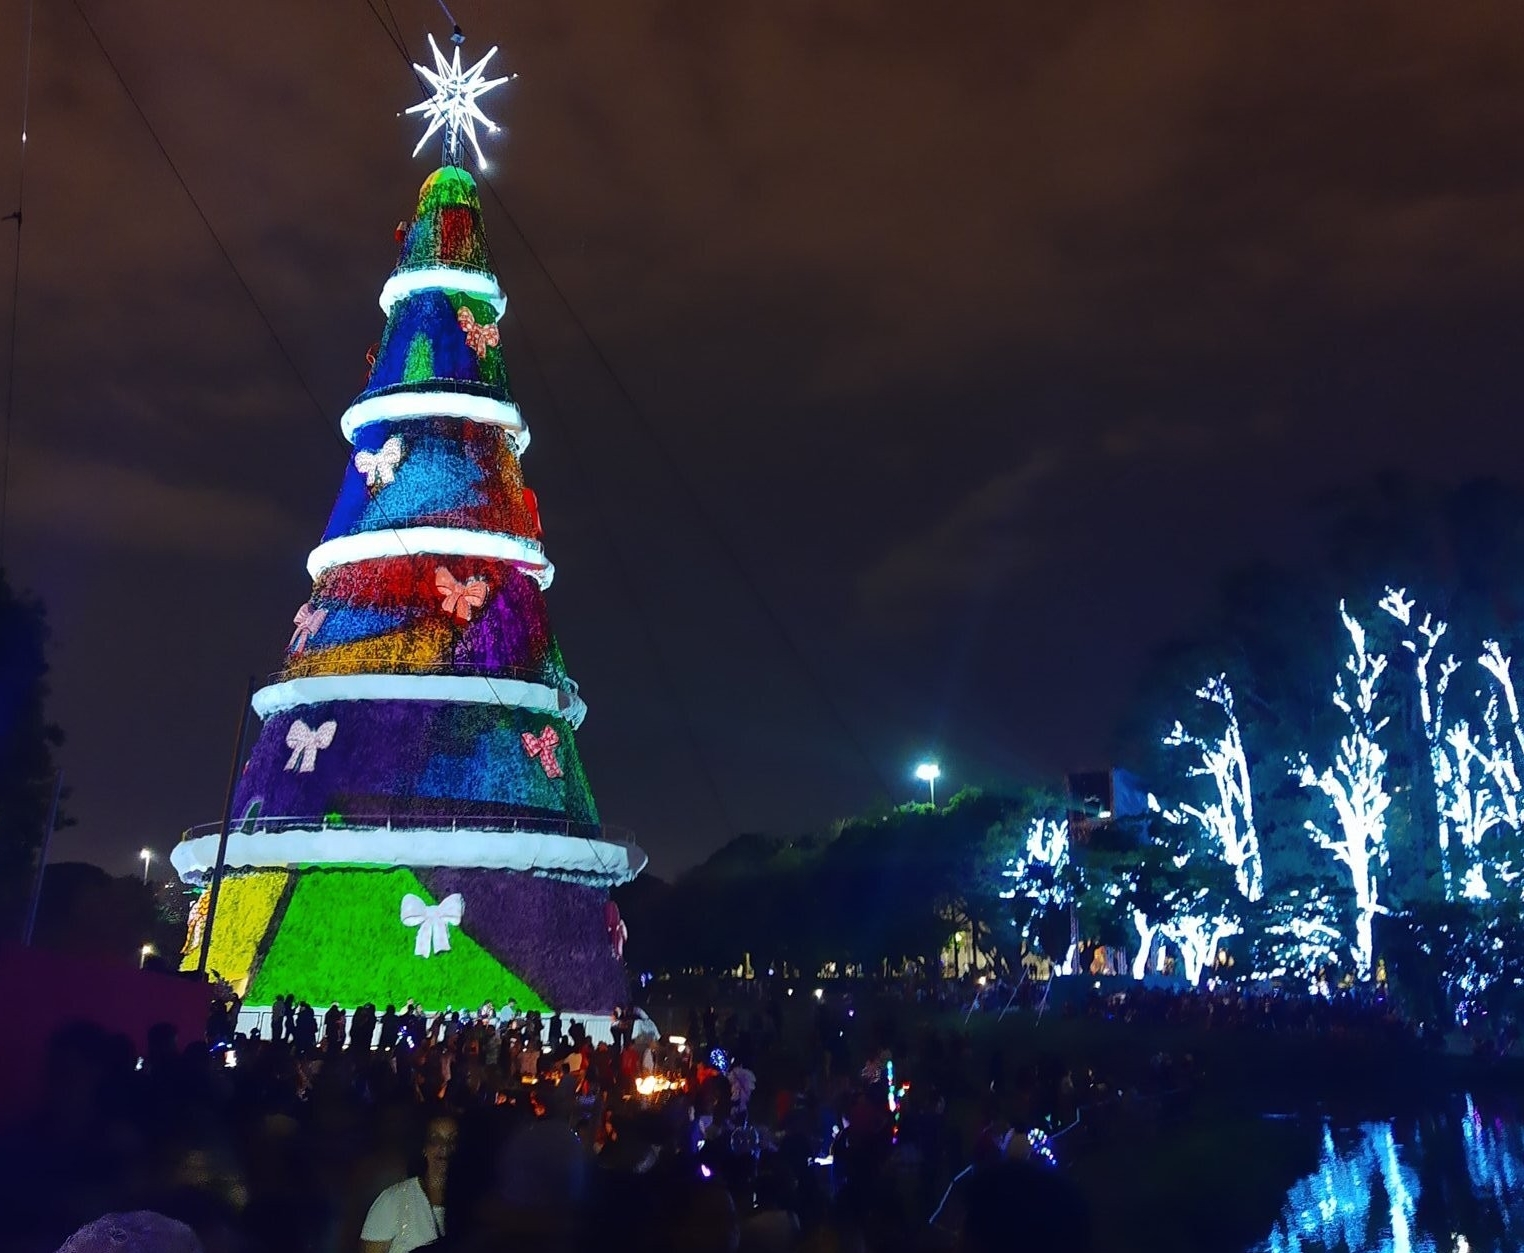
405, 33, 515, 168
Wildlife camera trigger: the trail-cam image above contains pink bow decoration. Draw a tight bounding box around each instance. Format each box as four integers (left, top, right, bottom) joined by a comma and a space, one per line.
457, 306, 501, 358
354, 436, 404, 488
289, 602, 327, 653
284, 719, 337, 773
400, 892, 464, 958
521, 726, 564, 779
435, 566, 489, 623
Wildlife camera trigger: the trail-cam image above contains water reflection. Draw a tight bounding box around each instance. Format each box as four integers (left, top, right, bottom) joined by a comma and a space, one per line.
1257, 1097, 1524, 1253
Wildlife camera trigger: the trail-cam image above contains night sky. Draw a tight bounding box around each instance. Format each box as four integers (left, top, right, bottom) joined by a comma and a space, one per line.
5, 1, 1524, 879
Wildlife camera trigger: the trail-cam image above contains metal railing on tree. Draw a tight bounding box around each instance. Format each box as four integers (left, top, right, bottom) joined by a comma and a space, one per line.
179, 813, 636, 846
263, 661, 579, 688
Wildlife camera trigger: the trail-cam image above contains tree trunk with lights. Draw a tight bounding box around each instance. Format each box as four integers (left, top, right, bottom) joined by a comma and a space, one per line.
1293, 603, 1392, 982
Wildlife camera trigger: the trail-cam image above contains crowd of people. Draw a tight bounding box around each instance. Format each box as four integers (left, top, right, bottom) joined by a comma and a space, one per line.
8, 976, 1458, 1253
8, 984, 1106, 1253
208, 995, 651, 1087
960, 974, 1417, 1035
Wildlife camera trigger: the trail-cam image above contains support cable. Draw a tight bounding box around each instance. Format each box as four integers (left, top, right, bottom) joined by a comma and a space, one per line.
73, 0, 736, 852
498, 286, 741, 836
0, 0, 38, 562
362, 4, 892, 799
473, 163, 892, 798
365, 5, 741, 834
66, 0, 332, 432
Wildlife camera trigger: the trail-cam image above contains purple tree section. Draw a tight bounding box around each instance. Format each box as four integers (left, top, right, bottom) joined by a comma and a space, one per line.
419, 868, 628, 1012
231, 700, 596, 823
454, 567, 563, 678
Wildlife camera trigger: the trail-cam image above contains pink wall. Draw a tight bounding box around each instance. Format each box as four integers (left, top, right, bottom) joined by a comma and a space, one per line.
0, 944, 211, 1122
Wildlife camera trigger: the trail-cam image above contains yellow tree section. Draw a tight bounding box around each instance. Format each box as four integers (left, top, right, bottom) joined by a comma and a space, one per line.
179, 871, 291, 995
283, 619, 458, 679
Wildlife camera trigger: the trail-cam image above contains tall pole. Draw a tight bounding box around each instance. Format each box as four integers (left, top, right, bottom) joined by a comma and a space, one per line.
928, 775, 936, 808
21, 768, 63, 945
198, 676, 258, 977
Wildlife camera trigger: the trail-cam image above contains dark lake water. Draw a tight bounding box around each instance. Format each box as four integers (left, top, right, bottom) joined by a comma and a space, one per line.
1253, 1096, 1524, 1253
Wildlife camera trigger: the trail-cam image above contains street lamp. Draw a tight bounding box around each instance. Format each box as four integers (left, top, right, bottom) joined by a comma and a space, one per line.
139, 848, 153, 885
139, 943, 155, 969
915, 761, 941, 807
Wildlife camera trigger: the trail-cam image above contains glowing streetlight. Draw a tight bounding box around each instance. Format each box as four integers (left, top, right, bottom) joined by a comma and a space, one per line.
915, 761, 941, 806
139, 943, 155, 969
139, 847, 153, 885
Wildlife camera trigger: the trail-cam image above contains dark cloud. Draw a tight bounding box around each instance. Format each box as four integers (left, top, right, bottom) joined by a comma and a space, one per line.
12, 443, 304, 555
4, 0, 1524, 875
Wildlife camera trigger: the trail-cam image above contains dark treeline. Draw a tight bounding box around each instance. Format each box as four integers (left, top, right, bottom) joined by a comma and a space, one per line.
0, 566, 65, 934
615, 789, 1044, 981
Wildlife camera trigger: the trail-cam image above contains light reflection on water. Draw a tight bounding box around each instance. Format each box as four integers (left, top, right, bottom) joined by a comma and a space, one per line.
1256, 1097, 1524, 1253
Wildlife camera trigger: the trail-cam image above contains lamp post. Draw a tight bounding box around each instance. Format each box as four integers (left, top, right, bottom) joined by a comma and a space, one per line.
915, 761, 941, 807
139, 848, 153, 885
139, 943, 155, 969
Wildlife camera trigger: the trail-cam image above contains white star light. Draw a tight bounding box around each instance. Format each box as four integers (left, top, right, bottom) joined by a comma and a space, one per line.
405, 34, 514, 169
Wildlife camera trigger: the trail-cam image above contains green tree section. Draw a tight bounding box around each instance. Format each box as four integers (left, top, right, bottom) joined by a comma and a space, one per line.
249, 867, 547, 1010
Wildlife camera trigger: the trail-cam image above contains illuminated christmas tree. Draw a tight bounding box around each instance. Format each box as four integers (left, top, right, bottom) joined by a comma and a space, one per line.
172, 33, 645, 1014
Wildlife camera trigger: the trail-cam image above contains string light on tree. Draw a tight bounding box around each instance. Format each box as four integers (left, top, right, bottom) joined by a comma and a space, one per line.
405, 33, 515, 169
1379, 587, 1462, 898
1380, 587, 1524, 903
1162, 675, 1263, 901
1259, 888, 1344, 989
1128, 907, 1161, 981
997, 815, 1071, 957
1476, 639, 1524, 859
1160, 907, 1242, 987
1291, 601, 1393, 981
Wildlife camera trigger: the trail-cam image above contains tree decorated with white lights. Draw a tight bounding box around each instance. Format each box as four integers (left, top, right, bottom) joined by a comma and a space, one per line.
1291, 602, 1393, 981
1442, 716, 1511, 902
171, 31, 644, 1012
1475, 640, 1524, 887
1147, 812, 1245, 985
1102, 834, 1242, 985
1257, 887, 1344, 987
1159, 900, 1243, 987
1162, 675, 1263, 901
1128, 905, 1159, 981
1379, 587, 1524, 904
1072, 808, 1243, 986
1377, 587, 1460, 894
974, 800, 1078, 973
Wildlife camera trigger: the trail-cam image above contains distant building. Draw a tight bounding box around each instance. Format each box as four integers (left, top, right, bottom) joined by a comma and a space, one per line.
1064, 767, 1151, 847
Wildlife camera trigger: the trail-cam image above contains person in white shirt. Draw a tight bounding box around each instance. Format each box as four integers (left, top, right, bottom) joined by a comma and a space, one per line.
360, 1114, 458, 1253
519, 1046, 540, 1081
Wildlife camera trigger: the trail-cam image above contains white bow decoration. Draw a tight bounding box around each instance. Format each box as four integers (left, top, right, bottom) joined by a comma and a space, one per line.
400, 892, 464, 958
354, 436, 404, 488
284, 719, 337, 773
